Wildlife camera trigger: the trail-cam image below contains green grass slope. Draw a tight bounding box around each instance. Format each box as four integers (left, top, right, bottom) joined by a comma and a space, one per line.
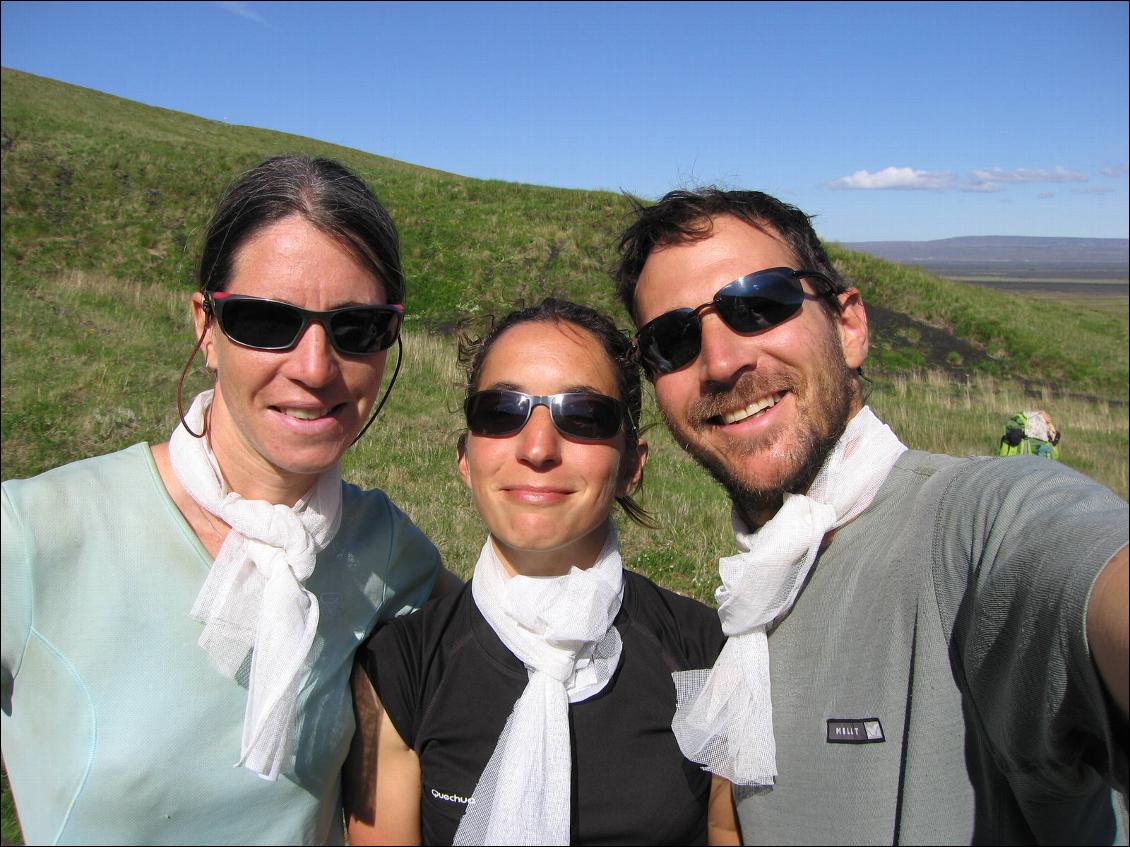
4, 67, 1127, 395
0, 64, 1125, 499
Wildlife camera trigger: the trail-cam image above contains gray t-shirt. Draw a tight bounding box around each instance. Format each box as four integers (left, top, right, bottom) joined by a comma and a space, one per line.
735, 450, 1128, 845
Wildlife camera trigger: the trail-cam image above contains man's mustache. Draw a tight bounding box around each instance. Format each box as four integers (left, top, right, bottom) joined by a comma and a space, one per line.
687, 371, 798, 426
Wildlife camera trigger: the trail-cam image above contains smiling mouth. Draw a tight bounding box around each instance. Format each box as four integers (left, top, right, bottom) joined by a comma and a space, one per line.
277, 405, 342, 420
717, 392, 785, 425
504, 485, 571, 495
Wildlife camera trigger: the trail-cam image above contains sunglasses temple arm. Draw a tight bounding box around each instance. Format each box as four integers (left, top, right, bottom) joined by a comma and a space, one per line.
350, 334, 403, 446
176, 317, 212, 439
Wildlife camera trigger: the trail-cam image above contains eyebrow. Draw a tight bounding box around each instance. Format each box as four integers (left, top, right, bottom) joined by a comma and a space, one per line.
481, 382, 610, 396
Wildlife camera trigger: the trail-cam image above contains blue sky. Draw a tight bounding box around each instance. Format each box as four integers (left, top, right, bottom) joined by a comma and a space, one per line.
2, 1, 1127, 241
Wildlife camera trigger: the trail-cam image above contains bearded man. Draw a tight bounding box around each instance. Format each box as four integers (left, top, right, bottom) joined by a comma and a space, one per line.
614, 189, 1128, 845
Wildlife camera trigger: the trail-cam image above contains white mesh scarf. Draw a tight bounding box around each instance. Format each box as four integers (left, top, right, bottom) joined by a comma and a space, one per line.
454, 525, 624, 845
671, 406, 906, 786
169, 390, 343, 781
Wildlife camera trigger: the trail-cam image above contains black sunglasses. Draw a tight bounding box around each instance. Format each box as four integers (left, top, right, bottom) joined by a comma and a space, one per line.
464, 389, 626, 441
634, 267, 835, 375
205, 292, 403, 356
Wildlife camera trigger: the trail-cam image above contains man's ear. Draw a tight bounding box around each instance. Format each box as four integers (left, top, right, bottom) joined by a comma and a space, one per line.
836, 288, 869, 370
618, 438, 649, 498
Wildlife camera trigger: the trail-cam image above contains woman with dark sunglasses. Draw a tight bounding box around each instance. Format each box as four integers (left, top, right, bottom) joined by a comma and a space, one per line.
344, 298, 739, 846
1, 155, 443, 845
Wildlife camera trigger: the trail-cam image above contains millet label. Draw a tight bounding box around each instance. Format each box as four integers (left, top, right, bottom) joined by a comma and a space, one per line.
826, 718, 885, 743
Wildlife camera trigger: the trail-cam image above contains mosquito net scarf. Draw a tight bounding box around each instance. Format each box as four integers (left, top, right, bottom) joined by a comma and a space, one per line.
169, 389, 342, 781
671, 406, 906, 786
454, 525, 624, 845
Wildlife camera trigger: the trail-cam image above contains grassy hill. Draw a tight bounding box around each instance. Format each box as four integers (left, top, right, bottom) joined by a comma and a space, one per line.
3, 63, 1127, 513
1, 64, 1128, 845
3, 62, 1127, 519
4, 68, 1127, 388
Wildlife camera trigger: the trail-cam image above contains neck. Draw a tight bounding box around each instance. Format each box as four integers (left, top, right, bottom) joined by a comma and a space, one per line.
491, 522, 611, 578
737, 497, 782, 532
735, 401, 869, 530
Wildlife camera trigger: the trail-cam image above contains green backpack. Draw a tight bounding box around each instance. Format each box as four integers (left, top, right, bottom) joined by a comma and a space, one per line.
998, 411, 1060, 460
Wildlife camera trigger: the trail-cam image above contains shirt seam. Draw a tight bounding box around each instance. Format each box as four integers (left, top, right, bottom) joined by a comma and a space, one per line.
27, 626, 98, 846
2, 485, 35, 686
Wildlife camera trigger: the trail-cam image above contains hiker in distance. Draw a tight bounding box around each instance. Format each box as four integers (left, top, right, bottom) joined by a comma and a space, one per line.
1, 155, 444, 845
613, 188, 1128, 845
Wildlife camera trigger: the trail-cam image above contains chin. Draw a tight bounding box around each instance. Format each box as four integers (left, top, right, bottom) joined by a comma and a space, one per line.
269, 448, 346, 478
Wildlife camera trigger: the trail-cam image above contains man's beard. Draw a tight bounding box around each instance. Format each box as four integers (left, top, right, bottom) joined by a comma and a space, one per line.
660, 325, 857, 527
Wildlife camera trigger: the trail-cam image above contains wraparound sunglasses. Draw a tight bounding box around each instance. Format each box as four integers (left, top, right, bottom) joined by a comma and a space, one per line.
634, 267, 836, 375
465, 389, 626, 441
204, 292, 404, 356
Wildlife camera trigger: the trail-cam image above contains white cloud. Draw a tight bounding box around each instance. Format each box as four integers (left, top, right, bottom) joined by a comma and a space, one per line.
970, 166, 1087, 184
828, 167, 955, 190
1071, 186, 1115, 195
1100, 163, 1129, 177
958, 181, 1003, 193
215, 1, 266, 24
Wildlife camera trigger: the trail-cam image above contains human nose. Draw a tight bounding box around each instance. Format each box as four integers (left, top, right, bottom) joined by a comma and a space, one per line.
284, 321, 340, 387
515, 404, 562, 468
697, 310, 756, 387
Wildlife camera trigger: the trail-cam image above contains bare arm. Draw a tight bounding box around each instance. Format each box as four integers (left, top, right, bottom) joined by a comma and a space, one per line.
707, 775, 741, 846
343, 663, 422, 845
1086, 545, 1129, 720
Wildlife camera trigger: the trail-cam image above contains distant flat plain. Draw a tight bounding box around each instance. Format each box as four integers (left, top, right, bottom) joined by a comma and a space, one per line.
903, 262, 1128, 304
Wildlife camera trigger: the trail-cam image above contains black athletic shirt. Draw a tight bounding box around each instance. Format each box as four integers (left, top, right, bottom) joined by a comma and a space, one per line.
361, 570, 726, 846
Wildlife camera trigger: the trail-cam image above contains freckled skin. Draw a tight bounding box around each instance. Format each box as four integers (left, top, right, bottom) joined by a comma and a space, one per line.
634, 215, 868, 525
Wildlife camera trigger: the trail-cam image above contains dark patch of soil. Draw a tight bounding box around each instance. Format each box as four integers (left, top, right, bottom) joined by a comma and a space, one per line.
865, 303, 1126, 407
865, 303, 995, 377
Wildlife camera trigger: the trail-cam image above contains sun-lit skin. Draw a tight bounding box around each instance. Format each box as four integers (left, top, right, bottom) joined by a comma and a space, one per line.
458, 321, 646, 578
633, 215, 868, 528
191, 214, 390, 506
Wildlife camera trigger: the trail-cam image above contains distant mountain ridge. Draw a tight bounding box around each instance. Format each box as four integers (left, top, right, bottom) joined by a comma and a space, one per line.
841, 236, 1129, 266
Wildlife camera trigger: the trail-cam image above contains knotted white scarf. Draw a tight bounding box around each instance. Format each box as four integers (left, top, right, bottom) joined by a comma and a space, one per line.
169, 390, 343, 781
454, 525, 625, 846
671, 406, 906, 786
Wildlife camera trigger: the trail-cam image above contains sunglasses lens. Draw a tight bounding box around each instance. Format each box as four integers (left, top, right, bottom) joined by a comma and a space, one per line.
555, 394, 623, 440
636, 269, 810, 375
466, 391, 530, 436
220, 298, 304, 349
330, 308, 401, 355
465, 391, 623, 440
638, 310, 702, 375
715, 270, 804, 331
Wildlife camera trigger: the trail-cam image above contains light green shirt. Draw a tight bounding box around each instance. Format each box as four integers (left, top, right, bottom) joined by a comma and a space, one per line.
1, 443, 441, 845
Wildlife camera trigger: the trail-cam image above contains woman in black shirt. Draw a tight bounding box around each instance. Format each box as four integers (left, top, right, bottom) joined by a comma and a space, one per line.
345, 299, 737, 845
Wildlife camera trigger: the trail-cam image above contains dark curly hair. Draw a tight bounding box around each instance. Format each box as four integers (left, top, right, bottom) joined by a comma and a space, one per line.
612, 187, 847, 323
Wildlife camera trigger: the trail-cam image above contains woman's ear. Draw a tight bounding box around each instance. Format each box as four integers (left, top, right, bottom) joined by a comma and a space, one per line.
457, 431, 472, 490
618, 438, 649, 497
192, 292, 217, 371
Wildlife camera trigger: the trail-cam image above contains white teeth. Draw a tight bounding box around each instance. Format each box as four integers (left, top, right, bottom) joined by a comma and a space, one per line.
283, 408, 328, 420
721, 393, 783, 425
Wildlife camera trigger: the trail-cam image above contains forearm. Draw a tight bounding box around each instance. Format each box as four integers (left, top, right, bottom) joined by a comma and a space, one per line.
707, 775, 741, 846
1086, 545, 1129, 720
